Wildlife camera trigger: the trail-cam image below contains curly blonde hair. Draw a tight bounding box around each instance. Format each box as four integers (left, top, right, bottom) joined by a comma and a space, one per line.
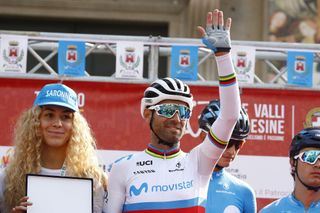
4, 106, 107, 212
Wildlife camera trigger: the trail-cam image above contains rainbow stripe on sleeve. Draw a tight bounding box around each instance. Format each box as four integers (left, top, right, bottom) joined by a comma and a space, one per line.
218, 73, 236, 86
208, 129, 228, 149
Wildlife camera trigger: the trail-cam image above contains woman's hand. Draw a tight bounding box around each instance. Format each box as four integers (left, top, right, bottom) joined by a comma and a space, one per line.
11, 196, 32, 213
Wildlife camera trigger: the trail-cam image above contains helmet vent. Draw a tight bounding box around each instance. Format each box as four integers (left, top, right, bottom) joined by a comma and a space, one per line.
144, 90, 159, 98
163, 78, 175, 90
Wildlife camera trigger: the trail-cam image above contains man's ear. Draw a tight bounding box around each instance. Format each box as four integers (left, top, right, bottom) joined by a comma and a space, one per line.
143, 108, 151, 123
290, 158, 296, 170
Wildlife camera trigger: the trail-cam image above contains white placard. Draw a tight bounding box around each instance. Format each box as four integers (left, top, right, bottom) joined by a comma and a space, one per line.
26, 174, 93, 213
231, 45, 256, 84
115, 41, 144, 79
0, 34, 28, 73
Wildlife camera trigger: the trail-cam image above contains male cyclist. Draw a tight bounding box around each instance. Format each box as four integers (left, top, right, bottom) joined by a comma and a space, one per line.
198, 100, 256, 213
105, 9, 241, 213
259, 127, 320, 212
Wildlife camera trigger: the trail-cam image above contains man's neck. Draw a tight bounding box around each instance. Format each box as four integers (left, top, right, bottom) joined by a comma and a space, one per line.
294, 183, 320, 208
150, 140, 179, 151
150, 134, 180, 151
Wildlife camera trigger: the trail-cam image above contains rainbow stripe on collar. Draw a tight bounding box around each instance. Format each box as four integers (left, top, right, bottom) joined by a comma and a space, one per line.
145, 144, 182, 159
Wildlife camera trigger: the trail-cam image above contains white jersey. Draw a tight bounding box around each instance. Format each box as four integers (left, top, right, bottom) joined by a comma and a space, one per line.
105, 53, 241, 213
106, 138, 227, 213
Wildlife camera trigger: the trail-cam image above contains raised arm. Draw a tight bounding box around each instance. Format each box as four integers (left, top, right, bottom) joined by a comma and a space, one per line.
194, 9, 241, 175
198, 9, 240, 144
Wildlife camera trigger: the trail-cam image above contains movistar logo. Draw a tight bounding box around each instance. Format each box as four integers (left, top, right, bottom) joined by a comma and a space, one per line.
129, 180, 193, 197
129, 182, 148, 196
151, 180, 193, 192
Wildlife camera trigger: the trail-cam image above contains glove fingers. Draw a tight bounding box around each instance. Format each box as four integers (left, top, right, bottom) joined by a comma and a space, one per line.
206, 12, 213, 29
200, 9, 232, 53
212, 9, 219, 28
218, 10, 224, 29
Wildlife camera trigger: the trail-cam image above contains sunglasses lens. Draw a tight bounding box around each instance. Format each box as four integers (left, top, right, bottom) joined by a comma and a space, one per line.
301, 150, 320, 164
178, 106, 191, 119
157, 104, 191, 120
158, 105, 176, 118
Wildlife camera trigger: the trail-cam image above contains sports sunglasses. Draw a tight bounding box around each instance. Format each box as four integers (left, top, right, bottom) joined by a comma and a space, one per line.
294, 150, 320, 165
148, 104, 191, 120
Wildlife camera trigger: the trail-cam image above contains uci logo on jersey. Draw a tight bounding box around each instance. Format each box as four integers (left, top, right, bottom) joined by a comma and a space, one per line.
129, 182, 148, 196
136, 160, 153, 166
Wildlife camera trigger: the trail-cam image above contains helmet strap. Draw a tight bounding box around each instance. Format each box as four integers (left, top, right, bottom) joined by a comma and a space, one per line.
295, 161, 320, 192
149, 111, 178, 148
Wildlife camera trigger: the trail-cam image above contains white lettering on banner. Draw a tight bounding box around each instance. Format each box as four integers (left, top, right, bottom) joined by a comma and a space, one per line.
242, 103, 249, 112
249, 104, 286, 141
254, 104, 284, 118
185, 102, 286, 141
247, 134, 263, 140
250, 119, 285, 134
78, 92, 85, 107
266, 135, 284, 141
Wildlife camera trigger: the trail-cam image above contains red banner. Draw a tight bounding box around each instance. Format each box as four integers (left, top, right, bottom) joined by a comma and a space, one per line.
2, 77, 320, 155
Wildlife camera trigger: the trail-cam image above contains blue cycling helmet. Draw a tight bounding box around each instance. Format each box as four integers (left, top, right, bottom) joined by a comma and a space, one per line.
289, 127, 320, 158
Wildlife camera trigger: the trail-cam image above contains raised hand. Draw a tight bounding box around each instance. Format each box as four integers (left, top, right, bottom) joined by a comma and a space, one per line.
197, 9, 232, 54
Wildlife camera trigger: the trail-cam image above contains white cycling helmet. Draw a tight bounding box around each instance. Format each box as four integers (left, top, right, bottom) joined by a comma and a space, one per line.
141, 77, 193, 118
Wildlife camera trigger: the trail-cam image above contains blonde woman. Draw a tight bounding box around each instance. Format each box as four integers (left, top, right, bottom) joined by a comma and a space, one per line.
0, 83, 107, 213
